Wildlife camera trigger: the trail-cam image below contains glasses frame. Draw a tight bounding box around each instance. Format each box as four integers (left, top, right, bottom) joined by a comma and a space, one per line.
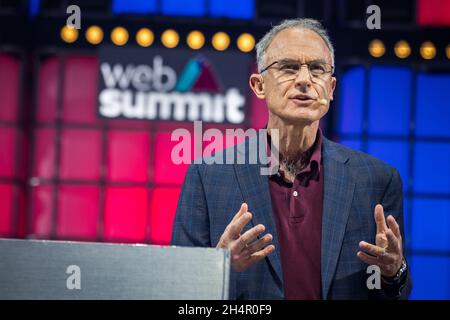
260, 59, 335, 79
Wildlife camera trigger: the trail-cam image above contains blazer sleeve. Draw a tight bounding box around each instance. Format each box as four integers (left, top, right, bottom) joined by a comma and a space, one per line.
171, 164, 211, 247
379, 167, 412, 300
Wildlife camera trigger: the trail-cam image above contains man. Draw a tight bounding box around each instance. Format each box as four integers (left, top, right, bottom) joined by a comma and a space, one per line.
171, 18, 412, 299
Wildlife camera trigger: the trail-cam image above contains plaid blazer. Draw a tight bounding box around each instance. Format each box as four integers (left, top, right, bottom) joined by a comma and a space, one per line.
171, 134, 412, 300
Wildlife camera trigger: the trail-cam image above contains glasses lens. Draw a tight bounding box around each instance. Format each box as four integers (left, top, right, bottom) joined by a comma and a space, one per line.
271, 61, 332, 80
309, 62, 327, 76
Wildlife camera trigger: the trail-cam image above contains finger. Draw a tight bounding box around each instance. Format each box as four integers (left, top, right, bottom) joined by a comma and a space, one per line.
375, 232, 388, 249
234, 224, 265, 252
359, 241, 395, 264
231, 203, 248, 224
224, 203, 249, 239
386, 215, 402, 240
246, 245, 275, 266
245, 233, 273, 254
227, 211, 253, 239
357, 251, 386, 267
386, 228, 400, 252
359, 241, 386, 256
374, 204, 388, 233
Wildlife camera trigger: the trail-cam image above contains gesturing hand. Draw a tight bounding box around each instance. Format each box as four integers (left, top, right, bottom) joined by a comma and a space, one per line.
357, 204, 404, 277
216, 203, 275, 272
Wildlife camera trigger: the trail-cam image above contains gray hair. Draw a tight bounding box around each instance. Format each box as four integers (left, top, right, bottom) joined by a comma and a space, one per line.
255, 18, 335, 73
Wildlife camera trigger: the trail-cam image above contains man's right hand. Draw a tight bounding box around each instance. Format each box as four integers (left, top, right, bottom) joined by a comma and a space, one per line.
216, 203, 275, 272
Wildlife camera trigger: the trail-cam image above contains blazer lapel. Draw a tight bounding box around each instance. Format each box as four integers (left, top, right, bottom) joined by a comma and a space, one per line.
233, 133, 284, 288
321, 138, 355, 299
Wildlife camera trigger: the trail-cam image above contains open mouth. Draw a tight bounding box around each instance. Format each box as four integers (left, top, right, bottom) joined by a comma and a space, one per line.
290, 95, 316, 105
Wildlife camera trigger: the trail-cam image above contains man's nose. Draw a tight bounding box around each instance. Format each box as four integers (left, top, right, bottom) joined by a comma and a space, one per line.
294, 64, 312, 88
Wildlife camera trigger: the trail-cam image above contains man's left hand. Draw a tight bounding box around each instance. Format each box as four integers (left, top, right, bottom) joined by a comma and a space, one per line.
357, 204, 404, 277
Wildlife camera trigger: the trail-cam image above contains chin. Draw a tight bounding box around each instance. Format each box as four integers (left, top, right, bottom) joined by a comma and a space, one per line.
280, 115, 319, 125
283, 109, 324, 124
268, 103, 328, 125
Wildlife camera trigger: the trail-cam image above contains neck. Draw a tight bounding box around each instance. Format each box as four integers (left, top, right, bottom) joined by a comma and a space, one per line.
267, 115, 319, 162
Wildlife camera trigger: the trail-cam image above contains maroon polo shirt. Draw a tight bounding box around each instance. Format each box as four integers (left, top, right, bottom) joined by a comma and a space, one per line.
268, 129, 324, 300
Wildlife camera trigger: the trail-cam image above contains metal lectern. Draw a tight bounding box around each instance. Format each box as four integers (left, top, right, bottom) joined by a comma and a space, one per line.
0, 238, 230, 300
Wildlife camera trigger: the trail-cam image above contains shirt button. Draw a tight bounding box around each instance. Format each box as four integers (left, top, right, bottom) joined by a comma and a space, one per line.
293, 191, 298, 197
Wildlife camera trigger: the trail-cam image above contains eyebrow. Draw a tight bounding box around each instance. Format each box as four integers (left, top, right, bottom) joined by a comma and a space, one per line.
277, 58, 328, 64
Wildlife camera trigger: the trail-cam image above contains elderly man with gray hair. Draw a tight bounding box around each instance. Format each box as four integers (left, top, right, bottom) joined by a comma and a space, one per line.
172, 18, 412, 300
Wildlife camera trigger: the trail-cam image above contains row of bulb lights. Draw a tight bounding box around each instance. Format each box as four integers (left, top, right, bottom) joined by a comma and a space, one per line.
369, 39, 450, 60
60, 25, 256, 52
61, 26, 449, 59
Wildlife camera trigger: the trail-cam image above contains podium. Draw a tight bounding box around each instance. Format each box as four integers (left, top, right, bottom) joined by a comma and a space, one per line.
0, 239, 230, 300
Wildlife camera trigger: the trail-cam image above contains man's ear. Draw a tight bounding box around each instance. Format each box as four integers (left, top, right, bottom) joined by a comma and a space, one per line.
329, 76, 337, 101
249, 73, 265, 99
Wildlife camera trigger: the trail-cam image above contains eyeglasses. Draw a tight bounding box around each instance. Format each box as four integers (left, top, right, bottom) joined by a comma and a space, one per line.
260, 59, 334, 80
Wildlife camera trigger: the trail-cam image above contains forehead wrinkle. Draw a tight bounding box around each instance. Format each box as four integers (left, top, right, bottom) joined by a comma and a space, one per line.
264, 29, 332, 65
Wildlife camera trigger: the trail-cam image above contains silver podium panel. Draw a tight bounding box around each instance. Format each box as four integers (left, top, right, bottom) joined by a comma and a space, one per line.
0, 239, 230, 300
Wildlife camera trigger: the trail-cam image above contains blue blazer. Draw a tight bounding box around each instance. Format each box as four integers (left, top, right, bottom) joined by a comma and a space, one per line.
171, 134, 412, 299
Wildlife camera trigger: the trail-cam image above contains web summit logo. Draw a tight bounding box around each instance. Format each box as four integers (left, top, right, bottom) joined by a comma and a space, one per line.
99, 56, 245, 123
